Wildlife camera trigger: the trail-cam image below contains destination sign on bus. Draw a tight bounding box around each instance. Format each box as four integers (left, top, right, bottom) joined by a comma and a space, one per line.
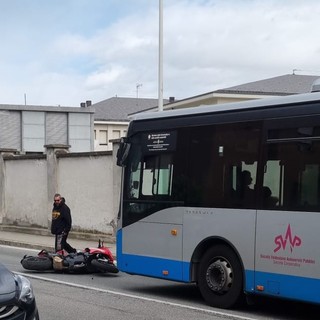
143, 131, 176, 152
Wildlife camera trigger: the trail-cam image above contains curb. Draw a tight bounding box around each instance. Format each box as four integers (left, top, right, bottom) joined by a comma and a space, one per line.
0, 239, 53, 252
0, 225, 116, 243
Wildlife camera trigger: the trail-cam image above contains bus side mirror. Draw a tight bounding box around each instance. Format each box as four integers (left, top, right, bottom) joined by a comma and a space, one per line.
116, 138, 131, 167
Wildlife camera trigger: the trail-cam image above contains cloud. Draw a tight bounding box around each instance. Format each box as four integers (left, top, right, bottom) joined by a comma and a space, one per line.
85, 65, 128, 89
1, 0, 320, 106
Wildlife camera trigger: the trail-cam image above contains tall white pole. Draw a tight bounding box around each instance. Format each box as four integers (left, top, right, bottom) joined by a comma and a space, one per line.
158, 0, 163, 111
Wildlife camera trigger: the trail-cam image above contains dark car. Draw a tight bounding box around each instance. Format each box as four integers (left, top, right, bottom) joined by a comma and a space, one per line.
0, 263, 39, 319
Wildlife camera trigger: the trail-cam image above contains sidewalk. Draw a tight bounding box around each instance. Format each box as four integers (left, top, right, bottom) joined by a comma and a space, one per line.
0, 225, 116, 257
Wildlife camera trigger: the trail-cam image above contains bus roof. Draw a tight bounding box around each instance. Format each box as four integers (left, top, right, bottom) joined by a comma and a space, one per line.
129, 91, 320, 122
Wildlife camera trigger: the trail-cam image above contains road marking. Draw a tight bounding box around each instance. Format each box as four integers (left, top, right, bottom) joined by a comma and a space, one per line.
16, 272, 258, 320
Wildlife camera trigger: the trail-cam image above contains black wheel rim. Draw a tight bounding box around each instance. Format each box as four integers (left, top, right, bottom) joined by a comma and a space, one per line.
205, 258, 233, 295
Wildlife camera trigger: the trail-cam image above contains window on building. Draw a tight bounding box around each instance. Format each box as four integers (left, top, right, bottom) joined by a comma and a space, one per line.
113, 130, 121, 139
99, 130, 108, 145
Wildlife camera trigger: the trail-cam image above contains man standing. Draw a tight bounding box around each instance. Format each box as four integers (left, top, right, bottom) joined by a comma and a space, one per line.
51, 193, 76, 253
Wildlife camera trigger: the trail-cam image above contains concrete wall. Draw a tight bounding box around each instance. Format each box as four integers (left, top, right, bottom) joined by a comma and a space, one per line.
0, 145, 121, 236
4, 155, 48, 227
57, 153, 114, 234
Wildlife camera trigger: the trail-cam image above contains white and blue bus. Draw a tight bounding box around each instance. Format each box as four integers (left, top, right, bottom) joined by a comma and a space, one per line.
116, 91, 320, 309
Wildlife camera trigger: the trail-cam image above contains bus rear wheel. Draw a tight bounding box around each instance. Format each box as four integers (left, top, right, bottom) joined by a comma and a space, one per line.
198, 244, 244, 309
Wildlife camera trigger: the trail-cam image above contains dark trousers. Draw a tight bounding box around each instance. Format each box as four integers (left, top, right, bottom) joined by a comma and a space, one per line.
55, 232, 76, 253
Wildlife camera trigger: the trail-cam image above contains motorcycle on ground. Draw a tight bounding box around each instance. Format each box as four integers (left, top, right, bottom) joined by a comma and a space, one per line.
21, 240, 119, 274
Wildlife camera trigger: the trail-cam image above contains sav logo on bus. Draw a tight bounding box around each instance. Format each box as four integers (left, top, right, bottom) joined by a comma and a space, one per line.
274, 224, 302, 253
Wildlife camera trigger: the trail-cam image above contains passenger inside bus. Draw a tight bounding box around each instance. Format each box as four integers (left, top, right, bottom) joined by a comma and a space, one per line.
262, 186, 279, 208
237, 170, 255, 207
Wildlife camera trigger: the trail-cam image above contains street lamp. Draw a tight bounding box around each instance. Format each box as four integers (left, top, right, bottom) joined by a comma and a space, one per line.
158, 0, 163, 111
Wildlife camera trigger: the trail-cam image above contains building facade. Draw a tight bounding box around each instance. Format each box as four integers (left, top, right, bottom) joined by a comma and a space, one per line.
0, 104, 95, 153
93, 97, 168, 151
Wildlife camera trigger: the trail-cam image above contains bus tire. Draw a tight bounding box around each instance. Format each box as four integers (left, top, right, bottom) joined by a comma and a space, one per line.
198, 244, 244, 309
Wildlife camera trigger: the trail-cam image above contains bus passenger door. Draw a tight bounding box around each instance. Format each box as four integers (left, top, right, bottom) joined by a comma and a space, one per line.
119, 141, 184, 281
255, 122, 320, 304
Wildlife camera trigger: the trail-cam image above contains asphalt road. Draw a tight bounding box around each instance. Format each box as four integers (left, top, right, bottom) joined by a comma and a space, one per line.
1, 245, 319, 320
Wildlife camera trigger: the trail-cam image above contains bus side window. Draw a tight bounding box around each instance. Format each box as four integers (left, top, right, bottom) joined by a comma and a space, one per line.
211, 122, 261, 209
264, 127, 320, 211
300, 164, 320, 207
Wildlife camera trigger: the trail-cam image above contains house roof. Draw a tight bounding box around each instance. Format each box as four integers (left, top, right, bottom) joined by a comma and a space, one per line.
149, 74, 320, 112
215, 74, 320, 96
93, 97, 169, 122
93, 74, 320, 119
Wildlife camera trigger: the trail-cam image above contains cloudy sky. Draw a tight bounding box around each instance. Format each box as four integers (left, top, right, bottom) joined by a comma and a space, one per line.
1, 0, 320, 107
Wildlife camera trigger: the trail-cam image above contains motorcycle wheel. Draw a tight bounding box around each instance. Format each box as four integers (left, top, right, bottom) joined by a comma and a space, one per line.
90, 258, 119, 274
21, 256, 53, 271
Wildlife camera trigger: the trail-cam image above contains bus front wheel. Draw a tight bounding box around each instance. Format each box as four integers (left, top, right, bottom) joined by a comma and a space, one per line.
198, 244, 244, 309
